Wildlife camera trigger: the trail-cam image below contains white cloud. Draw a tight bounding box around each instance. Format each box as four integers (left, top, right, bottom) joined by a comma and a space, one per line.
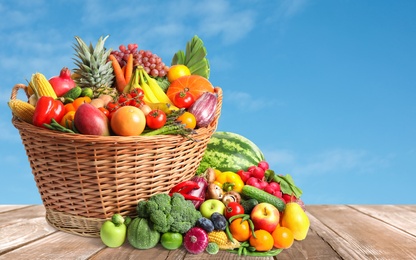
263, 148, 390, 176
224, 90, 282, 111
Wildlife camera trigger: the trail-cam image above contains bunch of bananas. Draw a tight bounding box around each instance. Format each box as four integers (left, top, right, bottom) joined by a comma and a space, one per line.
124, 66, 178, 112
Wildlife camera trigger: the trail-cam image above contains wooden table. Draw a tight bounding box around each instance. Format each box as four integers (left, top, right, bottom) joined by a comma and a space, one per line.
0, 205, 415, 259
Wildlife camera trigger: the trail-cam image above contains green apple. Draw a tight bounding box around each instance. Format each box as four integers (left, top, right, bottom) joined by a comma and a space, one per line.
199, 199, 226, 218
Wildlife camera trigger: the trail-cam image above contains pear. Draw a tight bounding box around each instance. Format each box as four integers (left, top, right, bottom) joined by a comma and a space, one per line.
281, 202, 310, 241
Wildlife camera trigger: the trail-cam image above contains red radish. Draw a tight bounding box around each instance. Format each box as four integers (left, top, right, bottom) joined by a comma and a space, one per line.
183, 227, 208, 254
248, 165, 265, 180
258, 160, 269, 171
237, 169, 251, 183
246, 177, 268, 190
49, 67, 76, 96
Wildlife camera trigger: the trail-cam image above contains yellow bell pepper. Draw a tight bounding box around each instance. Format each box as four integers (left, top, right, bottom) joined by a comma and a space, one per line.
214, 169, 244, 193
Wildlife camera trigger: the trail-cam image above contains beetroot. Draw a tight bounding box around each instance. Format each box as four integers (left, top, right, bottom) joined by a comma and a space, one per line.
183, 227, 208, 254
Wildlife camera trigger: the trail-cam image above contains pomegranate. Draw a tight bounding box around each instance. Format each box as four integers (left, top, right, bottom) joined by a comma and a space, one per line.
49, 67, 76, 96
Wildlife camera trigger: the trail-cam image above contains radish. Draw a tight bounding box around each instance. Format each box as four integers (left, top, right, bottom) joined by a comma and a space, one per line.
183, 227, 208, 254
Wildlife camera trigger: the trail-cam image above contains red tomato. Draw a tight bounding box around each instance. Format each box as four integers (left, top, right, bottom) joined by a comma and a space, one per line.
224, 202, 245, 219
146, 109, 167, 129
173, 91, 195, 109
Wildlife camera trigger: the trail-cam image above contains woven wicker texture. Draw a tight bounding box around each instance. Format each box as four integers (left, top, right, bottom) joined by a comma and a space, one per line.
11, 84, 222, 237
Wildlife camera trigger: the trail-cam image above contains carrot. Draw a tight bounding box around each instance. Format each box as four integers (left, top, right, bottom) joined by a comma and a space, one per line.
124, 54, 134, 84
109, 54, 127, 92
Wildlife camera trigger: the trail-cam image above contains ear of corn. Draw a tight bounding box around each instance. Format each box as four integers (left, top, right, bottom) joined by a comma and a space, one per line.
208, 231, 240, 250
31, 72, 57, 99
8, 99, 35, 124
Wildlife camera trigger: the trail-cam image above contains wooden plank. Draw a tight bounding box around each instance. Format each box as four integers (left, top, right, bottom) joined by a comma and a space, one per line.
306, 205, 416, 259
0, 205, 57, 255
350, 205, 416, 235
0, 231, 105, 260
0, 205, 29, 213
90, 241, 278, 259
278, 228, 342, 259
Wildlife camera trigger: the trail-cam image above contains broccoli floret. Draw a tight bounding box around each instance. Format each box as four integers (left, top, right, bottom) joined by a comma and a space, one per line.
135, 192, 202, 234
136, 200, 149, 218
148, 193, 172, 214
169, 193, 202, 233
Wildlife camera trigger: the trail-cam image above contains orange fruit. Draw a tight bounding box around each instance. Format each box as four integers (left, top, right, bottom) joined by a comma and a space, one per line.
73, 96, 91, 110
110, 106, 146, 136
177, 112, 196, 129
229, 218, 251, 242
167, 64, 191, 83
167, 75, 214, 102
249, 230, 274, 252
272, 226, 294, 249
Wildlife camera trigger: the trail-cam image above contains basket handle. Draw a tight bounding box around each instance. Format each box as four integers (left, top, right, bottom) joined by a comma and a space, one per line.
10, 84, 30, 101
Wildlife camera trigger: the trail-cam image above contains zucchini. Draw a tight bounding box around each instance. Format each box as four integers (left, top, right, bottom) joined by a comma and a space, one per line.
241, 185, 286, 212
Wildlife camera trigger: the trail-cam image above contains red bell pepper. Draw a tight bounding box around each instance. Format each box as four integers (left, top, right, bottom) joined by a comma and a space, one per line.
169, 180, 204, 201
33, 96, 65, 128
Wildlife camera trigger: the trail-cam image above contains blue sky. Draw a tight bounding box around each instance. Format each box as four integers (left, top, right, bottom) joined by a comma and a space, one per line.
1, 0, 415, 205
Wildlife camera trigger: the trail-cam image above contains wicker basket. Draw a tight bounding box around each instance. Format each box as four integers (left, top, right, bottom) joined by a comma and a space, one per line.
10, 84, 222, 237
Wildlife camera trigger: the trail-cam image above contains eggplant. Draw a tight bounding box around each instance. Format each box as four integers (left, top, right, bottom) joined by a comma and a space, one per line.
188, 92, 217, 128
188, 176, 208, 209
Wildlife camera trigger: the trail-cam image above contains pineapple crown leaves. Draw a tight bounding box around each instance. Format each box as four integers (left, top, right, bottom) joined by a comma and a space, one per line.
72, 35, 114, 88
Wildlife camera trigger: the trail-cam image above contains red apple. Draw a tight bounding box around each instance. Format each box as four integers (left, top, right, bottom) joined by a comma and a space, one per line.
250, 202, 280, 233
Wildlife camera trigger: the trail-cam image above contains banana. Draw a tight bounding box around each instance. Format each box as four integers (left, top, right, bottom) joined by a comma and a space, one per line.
141, 69, 177, 107
138, 68, 159, 103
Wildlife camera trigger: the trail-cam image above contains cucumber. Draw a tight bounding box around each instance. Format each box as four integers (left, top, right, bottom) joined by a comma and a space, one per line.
63, 86, 82, 99
241, 185, 286, 212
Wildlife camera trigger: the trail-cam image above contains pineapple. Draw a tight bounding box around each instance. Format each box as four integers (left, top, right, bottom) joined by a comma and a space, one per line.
72, 35, 118, 98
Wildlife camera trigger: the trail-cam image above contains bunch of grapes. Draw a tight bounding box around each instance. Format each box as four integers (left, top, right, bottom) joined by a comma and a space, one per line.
110, 44, 169, 78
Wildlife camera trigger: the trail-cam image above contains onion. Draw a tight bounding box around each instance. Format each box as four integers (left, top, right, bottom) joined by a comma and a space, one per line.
49, 67, 76, 97
189, 176, 208, 209
188, 92, 217, 128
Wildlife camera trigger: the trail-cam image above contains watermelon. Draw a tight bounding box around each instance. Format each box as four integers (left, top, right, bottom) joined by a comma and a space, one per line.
197, 131, 265, 174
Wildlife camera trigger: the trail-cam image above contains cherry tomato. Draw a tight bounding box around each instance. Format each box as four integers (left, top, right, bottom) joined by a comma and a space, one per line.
173, 91, 195, 109
146, 109, 167, 129
130, 88, 144, 100
224, 202, 245, 219
98, 107, 110, 118
118, 93, 132, 106
106, 101, 120, 112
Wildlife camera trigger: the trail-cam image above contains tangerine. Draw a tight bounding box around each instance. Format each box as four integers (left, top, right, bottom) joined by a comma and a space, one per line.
110, 106, 146, 136
272, 226, 294, 249
229, 218, 251, 242
167, 64, 191, 83
249, 230, 274, 252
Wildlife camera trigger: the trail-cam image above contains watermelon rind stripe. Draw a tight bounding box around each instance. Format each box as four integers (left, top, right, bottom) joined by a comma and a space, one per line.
196, 131, 265, 174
